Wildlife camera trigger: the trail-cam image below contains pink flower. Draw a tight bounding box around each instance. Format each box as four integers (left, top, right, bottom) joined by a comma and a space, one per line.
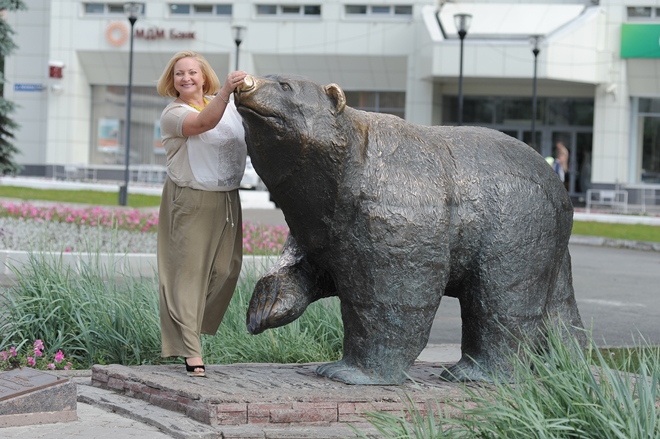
64, 362, 72, 370
47, 363, 55, 370
54, 350, 65, 363
9, 347, 17, 357
27, 357, 36, 367
34, 339, 44, 350
0, 351, 7, 361
34, 348, 43, 357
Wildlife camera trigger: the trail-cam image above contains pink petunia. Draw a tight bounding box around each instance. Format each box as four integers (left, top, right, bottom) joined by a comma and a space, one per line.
64, 362, 72, 370
34, 348, 43, 357
9, 347, 17, 357
0, 351, 7, 361
47, 363, 55, 370
27, 357, 36, 367
54, 350, 65, 363
34, 339, 44, 350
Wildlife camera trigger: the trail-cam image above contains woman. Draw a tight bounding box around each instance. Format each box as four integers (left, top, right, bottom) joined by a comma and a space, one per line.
156, 51, 247, 377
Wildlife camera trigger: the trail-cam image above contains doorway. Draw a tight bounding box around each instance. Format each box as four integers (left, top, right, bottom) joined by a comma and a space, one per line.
550, 131, 593, 196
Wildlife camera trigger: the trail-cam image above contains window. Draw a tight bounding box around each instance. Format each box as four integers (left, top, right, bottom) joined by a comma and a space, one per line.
394, 5, 412, 15
194, 4, 213, 14
107, 4, 125, 14
257, 4, 277, 15
345, 4, 412, 17
282, 5, 300, 14
84, 3, 105, 14
216, 4, 232, 15
304, 5, 321, 15
639, 98, 660, 183
442, 96, 593, 128
627, 6, 660, 19
345, 5, 366, 15
256, 4, 321, 17
90, 85, 171, 166
627, 7, 652, 18
170, 4, 191, 14
168, 4, 232, 16
345, 91, 405, 119
83, 2, 145, 16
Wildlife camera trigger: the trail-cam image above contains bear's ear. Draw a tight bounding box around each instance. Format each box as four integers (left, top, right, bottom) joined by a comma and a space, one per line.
324, 83, 346, 114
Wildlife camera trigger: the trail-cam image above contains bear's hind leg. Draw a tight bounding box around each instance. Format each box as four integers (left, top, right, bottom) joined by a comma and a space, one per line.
543, 248, 587, 349
441, 277, 550, 382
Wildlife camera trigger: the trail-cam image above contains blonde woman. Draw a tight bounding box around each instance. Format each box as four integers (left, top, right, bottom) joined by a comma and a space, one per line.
156, 51, 247, 377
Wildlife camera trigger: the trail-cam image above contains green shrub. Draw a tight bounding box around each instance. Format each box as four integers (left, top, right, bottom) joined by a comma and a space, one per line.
355, 327, 660, 439
0, 251, 343, 369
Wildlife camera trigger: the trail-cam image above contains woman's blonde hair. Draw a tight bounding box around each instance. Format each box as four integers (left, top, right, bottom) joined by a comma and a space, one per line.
156, 51, 221, 97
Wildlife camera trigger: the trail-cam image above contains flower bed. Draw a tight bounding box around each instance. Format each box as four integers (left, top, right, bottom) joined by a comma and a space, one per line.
0, 201, 288, 255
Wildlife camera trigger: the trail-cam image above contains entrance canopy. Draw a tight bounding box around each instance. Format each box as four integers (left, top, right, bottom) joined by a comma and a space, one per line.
437, 3, 587, 40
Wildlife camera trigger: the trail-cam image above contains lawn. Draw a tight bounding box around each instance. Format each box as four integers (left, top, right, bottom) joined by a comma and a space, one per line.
1, 185, 659, 242
0, 185, 161, 208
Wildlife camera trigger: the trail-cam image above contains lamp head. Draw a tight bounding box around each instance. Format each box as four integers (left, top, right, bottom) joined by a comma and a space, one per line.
232, 25, 246, 46
454, 13, 472, 37
124, 2, 141, 23
529, 35, 543, 56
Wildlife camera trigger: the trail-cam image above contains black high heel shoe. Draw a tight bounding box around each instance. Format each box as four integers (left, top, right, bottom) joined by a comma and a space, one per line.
185, 358, 206, 377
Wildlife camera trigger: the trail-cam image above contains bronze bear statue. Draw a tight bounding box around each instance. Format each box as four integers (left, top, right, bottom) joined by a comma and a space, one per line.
235, 74, 586, 385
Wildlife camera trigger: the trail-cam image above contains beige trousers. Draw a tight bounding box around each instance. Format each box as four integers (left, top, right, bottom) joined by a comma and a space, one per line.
158, 177, 242, 358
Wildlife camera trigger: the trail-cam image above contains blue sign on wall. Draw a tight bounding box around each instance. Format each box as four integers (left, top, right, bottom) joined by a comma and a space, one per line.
14, 83, 44, 92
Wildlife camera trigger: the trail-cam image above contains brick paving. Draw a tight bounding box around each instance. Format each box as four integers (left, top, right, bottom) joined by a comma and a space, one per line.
91, 361, 468, 431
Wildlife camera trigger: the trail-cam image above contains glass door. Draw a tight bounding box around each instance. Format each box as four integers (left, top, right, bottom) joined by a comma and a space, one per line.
641, 116, 660, 183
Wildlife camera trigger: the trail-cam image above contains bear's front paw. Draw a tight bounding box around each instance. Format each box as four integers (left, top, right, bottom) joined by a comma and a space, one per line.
246, 274, 312, 334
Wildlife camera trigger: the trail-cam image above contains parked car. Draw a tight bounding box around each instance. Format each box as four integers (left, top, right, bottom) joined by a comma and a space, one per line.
240, 156, 266, 191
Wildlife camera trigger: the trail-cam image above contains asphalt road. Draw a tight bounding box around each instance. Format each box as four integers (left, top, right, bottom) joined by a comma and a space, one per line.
243, 207, 660, 348
430, 244, 660, 347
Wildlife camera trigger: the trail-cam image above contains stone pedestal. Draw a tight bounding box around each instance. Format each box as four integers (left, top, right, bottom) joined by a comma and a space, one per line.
0, 368, 77, 428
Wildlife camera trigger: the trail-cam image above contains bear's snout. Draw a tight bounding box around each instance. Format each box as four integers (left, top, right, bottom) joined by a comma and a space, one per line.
235, 74, 256, 100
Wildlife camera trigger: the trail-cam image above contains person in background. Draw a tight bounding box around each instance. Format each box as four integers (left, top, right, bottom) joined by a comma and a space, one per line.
156, 51, 247, 377
553, 141, 569, 185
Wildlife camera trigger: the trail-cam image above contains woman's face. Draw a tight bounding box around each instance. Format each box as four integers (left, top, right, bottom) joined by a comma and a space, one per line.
173, 57, 205, 98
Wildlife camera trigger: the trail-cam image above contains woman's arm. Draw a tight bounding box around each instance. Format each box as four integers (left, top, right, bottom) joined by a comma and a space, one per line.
180, 70, 247, 137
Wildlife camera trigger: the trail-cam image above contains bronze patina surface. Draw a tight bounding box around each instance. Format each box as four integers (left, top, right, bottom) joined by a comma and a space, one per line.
235, 74, 586, 385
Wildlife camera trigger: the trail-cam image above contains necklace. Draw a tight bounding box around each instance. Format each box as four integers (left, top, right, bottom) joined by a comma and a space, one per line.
185, 97, 209, 112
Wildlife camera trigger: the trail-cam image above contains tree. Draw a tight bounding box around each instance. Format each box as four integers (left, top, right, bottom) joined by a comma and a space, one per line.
0, 0, 27, 175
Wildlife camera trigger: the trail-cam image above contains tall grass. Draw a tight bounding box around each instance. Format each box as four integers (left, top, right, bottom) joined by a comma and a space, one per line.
0, 252, 343, 369
354, 327, 660, 439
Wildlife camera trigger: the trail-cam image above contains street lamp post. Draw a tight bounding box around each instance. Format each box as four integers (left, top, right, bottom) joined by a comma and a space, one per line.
232, 25, 246, 71
119, 2, 140, 206
454, 13, 472, 126
530, 35, 541, 151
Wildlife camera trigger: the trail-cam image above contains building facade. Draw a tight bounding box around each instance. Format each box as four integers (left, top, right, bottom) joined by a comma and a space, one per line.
4, 0, 660, 200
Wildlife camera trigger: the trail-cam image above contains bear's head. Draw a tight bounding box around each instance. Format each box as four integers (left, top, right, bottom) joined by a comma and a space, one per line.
234, 74, 349, 192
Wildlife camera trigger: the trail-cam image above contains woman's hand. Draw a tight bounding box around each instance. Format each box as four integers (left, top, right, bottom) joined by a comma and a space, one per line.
219, 70, 247, 101
181, 70, 248, 136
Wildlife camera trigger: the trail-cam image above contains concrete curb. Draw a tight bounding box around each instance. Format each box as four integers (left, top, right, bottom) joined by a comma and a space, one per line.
2, 234, 656, 288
